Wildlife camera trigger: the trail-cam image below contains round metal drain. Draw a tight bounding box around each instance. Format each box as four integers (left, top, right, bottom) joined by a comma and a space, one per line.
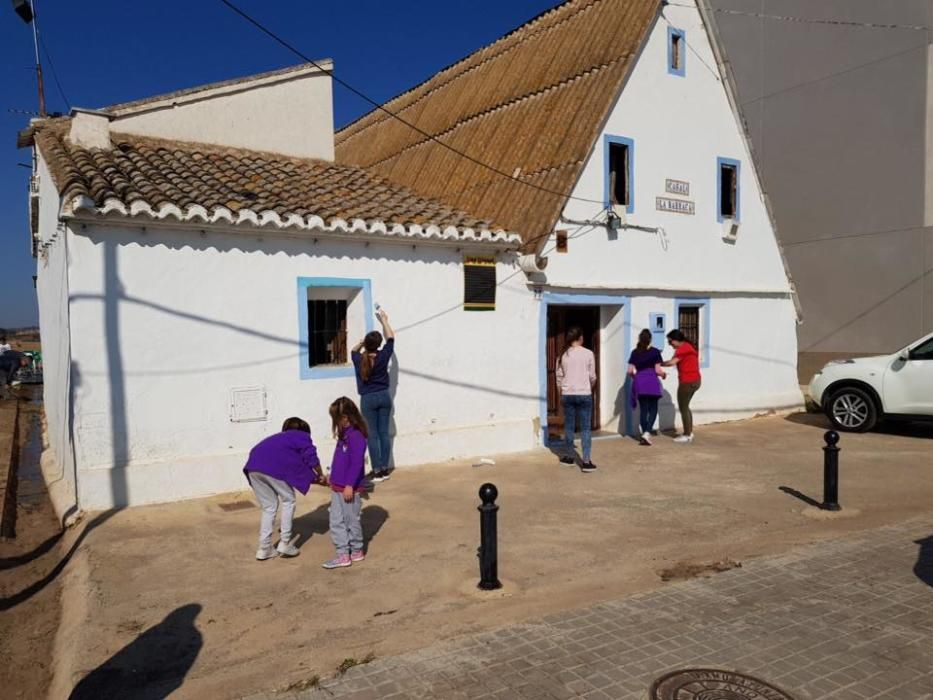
650, 669, 795, 700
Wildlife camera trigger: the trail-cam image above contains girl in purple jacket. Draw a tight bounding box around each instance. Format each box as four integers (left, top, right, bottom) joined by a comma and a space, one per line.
322, 397, 369, 569
243, 417, 324, 560
627, 329, 667, 446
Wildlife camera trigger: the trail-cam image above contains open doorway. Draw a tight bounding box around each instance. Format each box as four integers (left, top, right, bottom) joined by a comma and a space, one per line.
546, 305, 600, 441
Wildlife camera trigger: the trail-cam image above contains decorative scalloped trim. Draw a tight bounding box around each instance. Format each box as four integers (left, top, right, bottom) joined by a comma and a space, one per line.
65, 196, 522, 247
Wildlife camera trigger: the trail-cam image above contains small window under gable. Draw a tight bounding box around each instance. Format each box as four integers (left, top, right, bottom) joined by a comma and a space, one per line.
606, 136, 634, 213
717, 157, 741, 222
668, 27, 686, 77
464, 256, 496, 310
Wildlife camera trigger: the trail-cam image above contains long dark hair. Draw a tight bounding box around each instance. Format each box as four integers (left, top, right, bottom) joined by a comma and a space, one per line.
667, 329, 687, 343
636, 329, 652, 352
560, 326, 584, 362
329, 396, 369, 439
359, 330, 383, 383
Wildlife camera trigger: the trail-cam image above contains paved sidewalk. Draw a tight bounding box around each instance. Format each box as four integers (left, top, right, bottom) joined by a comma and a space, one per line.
270, 520, 933, 700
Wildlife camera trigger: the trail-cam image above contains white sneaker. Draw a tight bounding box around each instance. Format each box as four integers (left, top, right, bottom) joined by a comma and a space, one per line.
276, 539, 300, 558
10, 380, 22, 387
256, 545, 278, 560
673, 435, 694, 444
641, 432, 653, 446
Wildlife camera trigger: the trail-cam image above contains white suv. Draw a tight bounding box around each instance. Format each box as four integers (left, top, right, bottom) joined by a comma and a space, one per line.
808, 331, 933, 432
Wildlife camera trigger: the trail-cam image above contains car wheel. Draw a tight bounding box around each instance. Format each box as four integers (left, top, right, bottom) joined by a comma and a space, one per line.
826, 386, 878, 432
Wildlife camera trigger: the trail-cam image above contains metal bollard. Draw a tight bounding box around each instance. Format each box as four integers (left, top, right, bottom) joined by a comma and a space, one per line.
477, 483, 502, 590
822, 430, 841, 511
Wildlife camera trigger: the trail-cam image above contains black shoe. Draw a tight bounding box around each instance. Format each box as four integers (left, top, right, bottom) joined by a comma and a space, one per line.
580, 462, 597, 473
559, 456, 575, 465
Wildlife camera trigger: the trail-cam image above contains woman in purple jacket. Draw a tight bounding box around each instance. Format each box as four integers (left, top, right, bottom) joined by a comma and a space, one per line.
627, 329, 667, 445
243, 417, 324, 560
322, 397, 369, 570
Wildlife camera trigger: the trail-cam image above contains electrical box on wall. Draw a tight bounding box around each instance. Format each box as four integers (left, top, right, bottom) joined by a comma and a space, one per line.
649, 313, 666, 349
229, 386, 268, 423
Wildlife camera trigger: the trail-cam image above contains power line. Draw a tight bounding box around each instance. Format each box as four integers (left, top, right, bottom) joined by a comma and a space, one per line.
783, 224, 925, 248
38, 34, 70, 110
659, 12, 721, 83
217, 0, 605, 209
665, 2, 929, 32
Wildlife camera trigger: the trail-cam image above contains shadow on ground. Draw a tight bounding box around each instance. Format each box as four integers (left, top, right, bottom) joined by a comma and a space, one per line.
784, 412, 933, 439
0, 509, 120, 611
915, 536, 933, 589
69, 604, 202, 700
292, 503, 389, 551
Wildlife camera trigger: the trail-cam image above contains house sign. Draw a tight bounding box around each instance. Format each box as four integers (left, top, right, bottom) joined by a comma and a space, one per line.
665, 179, 690, 196
656, 197, 695, 215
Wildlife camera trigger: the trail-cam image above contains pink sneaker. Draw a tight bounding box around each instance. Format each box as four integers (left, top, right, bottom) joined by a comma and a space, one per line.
350, 550, 365, 563
322, 554, 352, 569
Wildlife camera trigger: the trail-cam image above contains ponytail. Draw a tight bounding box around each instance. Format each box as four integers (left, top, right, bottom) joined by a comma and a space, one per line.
359, 330, 383, 383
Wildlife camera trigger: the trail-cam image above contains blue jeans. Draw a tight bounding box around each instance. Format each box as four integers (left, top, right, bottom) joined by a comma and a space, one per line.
561, 394, 593, 462
361, 390, 393, 473
638, 395, 660, 435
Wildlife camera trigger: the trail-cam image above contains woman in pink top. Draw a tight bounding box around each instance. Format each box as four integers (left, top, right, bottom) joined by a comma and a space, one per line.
555, 327, 597, 472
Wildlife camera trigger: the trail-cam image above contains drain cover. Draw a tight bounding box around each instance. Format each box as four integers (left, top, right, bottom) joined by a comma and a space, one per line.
650, 669, 794, 700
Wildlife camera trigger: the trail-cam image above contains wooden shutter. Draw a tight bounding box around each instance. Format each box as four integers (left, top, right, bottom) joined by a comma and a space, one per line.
464, 257, 496, 310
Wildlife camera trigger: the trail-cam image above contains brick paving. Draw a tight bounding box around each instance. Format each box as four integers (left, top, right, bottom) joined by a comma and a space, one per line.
253, 519, 933, 700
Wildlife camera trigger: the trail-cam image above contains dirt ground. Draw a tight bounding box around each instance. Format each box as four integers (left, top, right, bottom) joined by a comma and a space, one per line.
0, 389, 62, 699
33, 412, 933, 699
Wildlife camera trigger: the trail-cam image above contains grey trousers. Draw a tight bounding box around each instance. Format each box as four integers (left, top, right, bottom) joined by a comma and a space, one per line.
329, 491, 363, 555
248, 472, 296, 548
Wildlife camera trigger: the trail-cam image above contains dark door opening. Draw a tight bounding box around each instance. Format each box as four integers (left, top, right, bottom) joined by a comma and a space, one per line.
546, 305, 600, 441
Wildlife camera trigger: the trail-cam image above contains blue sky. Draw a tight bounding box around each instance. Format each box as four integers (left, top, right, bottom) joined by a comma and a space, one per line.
0, 0, 557, 328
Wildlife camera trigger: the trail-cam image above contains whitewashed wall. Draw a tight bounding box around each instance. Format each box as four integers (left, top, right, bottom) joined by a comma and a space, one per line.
65, 224, 538, 508
34, 152, 77, 519
541, 2, 801, 422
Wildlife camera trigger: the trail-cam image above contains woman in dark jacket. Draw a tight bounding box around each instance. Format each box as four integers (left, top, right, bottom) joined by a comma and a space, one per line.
627, 329, 666, 445
351, 309, 395, 481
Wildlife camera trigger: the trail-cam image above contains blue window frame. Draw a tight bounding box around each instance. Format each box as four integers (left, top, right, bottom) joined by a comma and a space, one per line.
674, 298, 711, 368
668, 27, 686, 77
604, 135, 635, 214
717, 157, 741, 223
297, 277, 373, 380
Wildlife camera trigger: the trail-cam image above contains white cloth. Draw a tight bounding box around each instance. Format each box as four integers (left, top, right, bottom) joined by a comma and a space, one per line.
0, 344, 11, 355
556, 345, 596, 396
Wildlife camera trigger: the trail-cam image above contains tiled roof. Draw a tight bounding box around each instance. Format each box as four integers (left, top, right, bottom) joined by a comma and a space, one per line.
335, 0, 661, 253
34, 123, 519, 247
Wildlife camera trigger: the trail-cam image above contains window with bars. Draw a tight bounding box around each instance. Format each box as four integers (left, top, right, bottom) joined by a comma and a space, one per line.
307, 299, 348, 367
608, 141, 631, 209
678, 305, 701, 350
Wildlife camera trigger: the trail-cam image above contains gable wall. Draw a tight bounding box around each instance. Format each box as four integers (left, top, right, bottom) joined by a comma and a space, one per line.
548, 1, 792, 294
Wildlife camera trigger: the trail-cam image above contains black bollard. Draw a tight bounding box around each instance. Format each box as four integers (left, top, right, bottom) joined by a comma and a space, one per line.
822, 430, 841, 511
477, 483, 502, 590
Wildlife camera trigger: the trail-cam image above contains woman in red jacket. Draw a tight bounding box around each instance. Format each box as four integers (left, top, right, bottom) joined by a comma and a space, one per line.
662, 329, 701, 444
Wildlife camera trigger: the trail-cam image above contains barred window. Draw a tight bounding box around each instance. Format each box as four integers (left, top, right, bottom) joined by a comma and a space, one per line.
307, 299, 348, 367
464, 256, 496, 311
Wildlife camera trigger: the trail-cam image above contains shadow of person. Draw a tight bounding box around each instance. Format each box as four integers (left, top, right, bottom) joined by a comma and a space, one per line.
658, 388, 677, 435
914, 536, 933, 588
361, 505, 389, 550
291, 503, 330, 548
69, 603, 203, 700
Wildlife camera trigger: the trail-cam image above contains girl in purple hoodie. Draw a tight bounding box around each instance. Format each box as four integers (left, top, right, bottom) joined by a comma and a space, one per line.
322, 397, 369, 569
243, 417, 324, 561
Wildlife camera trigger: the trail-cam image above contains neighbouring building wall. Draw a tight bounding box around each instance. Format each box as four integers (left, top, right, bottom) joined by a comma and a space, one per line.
65, 224, 537, 509
544, 1, 800, 418
109, 66, 336, 161
33, 151, 76, 517
708, 0, 933, 354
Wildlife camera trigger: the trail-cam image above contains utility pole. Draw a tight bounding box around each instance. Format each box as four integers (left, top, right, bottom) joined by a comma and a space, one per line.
12, 0, 46, 117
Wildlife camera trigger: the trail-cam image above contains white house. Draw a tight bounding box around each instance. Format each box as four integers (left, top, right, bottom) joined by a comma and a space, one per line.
25, 0, 801, 513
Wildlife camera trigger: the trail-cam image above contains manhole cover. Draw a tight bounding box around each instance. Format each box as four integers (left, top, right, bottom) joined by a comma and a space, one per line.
650, 669, 795, 700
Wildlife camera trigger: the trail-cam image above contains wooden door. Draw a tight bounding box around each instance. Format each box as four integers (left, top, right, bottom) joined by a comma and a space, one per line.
547, 306, 601, 440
